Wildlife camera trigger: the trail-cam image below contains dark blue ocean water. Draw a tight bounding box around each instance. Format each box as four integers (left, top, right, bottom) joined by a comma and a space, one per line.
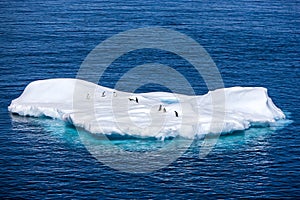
0, 0, 299, 199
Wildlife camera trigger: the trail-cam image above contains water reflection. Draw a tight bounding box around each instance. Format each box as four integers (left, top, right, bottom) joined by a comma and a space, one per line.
10, 112, 291, 166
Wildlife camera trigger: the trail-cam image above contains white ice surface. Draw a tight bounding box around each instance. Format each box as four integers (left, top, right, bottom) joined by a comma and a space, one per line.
8, 78, 286, 139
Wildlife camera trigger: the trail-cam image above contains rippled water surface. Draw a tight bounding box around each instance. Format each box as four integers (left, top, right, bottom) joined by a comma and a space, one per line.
0, 0, 299, 199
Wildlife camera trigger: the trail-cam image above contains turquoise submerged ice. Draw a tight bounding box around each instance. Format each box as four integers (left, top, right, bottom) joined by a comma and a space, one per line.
8, 78, 285, 139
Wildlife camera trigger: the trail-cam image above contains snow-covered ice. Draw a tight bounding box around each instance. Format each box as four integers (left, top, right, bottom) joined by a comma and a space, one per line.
8, 78, 286, 139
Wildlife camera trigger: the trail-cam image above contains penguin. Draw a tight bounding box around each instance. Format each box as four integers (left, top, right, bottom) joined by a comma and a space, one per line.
163, 108, 167, 113
158, 104, 162, 111
128, 97, 139, 103
174, 111, 179, 117
113, 91, 117, 97
102, 91, 106, 97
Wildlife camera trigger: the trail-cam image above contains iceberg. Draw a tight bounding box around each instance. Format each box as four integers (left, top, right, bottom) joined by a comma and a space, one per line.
8, 78, 286, 139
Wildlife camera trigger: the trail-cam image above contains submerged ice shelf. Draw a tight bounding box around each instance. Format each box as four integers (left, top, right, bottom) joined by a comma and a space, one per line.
8, 78, 286, 139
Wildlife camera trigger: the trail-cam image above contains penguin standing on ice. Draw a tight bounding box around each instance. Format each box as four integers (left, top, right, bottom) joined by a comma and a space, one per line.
174, 111, 179, 117
163, 108, 167, 113
158, 104, 162, 111
113, 91, 117, 97
102, 91, 106, 97
128, 97, 139, 103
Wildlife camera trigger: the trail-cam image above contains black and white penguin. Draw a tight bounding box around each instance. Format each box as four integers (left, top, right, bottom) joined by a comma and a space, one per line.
158, 104, 162, 111
174, 111, 179, 117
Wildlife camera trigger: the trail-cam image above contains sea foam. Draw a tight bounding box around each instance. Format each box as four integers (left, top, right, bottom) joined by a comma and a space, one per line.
8, 78, 286, 139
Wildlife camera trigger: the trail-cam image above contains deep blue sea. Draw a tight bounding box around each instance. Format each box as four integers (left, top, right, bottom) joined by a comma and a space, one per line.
0, 0, 299, 199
